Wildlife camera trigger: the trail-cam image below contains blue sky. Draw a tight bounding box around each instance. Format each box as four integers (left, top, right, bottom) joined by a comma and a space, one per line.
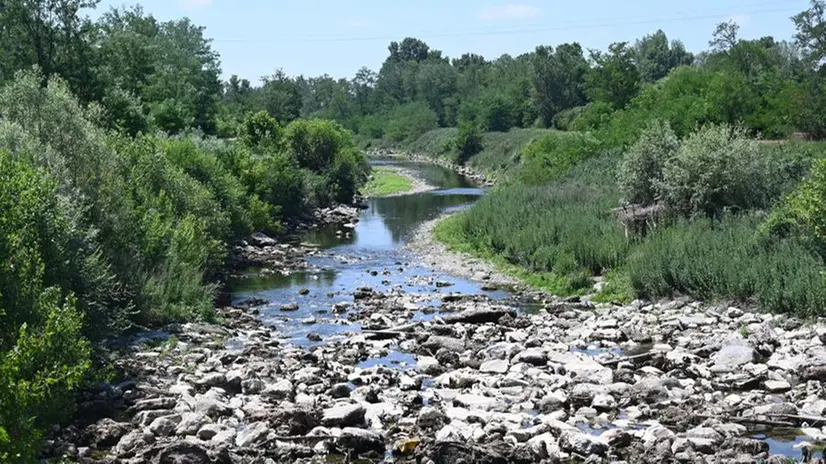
96, 0, 810, 82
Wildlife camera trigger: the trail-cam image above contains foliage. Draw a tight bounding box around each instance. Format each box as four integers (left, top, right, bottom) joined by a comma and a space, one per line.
617, 120, 679, 205
660, 125, 776, 217
627, 215, 826, 316
452, 123, 484, 164
763, 157, 826, 256
239, 110, 282, 151
518, 131, 602, 185
383, 102, 439, 142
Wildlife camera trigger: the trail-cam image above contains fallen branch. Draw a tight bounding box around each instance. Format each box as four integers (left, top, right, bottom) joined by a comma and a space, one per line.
599, 352, 654, 367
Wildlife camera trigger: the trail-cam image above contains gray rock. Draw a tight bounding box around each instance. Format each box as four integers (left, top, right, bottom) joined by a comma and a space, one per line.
337, 427, 385, 455
322, 403, 365, 427
241, 378, 265, 394
712, 337, 756, 372
764, 379, 792, 393
479, 359, 509, 374
115, 430, 155, 457
193, 397, 231, 418
151, 441, 211, 464
442, 308, 515, 324
527, 432, 563, 459
454, 394, 497, 410
194, 372, 227, 390
514, 348, 547, 366
175, 412, 206, 436
196, 423, 228, 440
236, 421, 272, 447
417, 406, 448, 430
330, 383, 352, 398
560, 430, 608, 456
86, 418, 132, 447
148, 415, 179, 436
422, 336, 465, 353
130, 397, 175, 412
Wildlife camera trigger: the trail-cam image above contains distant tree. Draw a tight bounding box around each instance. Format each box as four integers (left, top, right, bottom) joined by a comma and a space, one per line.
710, 20, 740, 53
533, 43, 589, 127
585, 42, 641, 109
793, 0, 826, 65
259, 70, 303, 124
633, 30, 694, 82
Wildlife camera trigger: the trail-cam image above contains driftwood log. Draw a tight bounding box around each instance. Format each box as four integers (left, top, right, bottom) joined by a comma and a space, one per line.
613, 203, 667, 238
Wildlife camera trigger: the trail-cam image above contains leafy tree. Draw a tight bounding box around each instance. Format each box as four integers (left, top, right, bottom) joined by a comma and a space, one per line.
585, 42, 641, 109
793, 0, 826, 65
383, 102, 439, 142
618, 120, 679, 205
709, 20, 740, 53
259, 70, 303, 124
533, 43, 589, 127
633, 30, 694, 82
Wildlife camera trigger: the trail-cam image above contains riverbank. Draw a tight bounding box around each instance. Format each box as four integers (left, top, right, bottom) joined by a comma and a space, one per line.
362, 166, 436, 198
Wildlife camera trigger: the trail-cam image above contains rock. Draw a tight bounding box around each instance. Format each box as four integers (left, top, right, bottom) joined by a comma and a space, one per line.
479, 359, 509, 374
436, 281, 454, 288
527, 433, 563, 459
241, 378, 265, 395
722, 437, 769, 455
712, 337, 756, 372
115, 430, 155, 457
130, 397, 175, 413
454, 394, 497, 410
193, 397, 231, 418
148, 416, 179, 436
442, 308, 516, 324
265, 379, 294, 400
560, 430, 608, 456
417, 356, 441, 375
748, 322, 780, 357
236, 421, 272, 447
592, 393, 617, 410
299, 288, 310, 295
642, 423, 675, 447
86, 418, 132, 447
322, 403, 365, 427
280, 302, 299, 312
330, 383, 351, 398
152, 441, 211, 464
337, 427, 385, 455
417, 407, 448, 430
249, 232, 277, 246
306, 332, 322, 342
194, 373, 227, 390
197, 423, 228, 441
764, 379, 792, 393
514, 348, 546, 366
422, 336, 465, 353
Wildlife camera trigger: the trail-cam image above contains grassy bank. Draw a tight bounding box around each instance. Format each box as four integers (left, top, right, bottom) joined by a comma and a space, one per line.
362, 167, 414, 197
434, 123, 826, 316
403, 128, 559, 179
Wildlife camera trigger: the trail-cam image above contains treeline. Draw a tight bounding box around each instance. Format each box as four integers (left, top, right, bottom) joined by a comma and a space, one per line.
0, 1, 370, 459
434, 1, 826, 323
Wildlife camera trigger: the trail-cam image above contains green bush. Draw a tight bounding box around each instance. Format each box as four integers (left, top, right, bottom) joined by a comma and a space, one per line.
617, 119, 678, 205
571, 102, 614, 132
660, 124, 775, 217
239, 110, 282, 151
452, 123, 483, 164
628, 215, 826, 316
518, 131, 602, 185
384, 102, 439, 142
0, 151, 92, 461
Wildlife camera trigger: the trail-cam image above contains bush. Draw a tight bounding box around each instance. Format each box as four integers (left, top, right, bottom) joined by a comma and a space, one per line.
0, 151, 92, 461
239, 110, 282, 151
571, 101, 615, 132
628, 215, 826, 316
660, 124, 774, 217
384, 102, 439, 142
617, 120, 679, 205
284, 119, 350, 172
518, 131, 602, 185
452, 123, 483, 164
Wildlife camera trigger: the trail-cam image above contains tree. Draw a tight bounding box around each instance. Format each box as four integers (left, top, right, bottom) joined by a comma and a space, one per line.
0, 0, 100, 100
533, 43, 589, 126
585, 42, 641, 109
793, 0, 826, 65
634, 30, 694, 82
259, 70, 302, 124
710, 20, 740, 53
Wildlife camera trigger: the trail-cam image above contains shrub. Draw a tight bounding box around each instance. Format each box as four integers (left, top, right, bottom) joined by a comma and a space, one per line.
660, 124, 774, 217
384, 102, 439, 142
571, 102, 615, 132
617, 120, 679, 205
239, 110, 282, 151
628, 215, 826, 316
518, 131, 602, 185
452, 123, 483, 164
284, 119, 350, 172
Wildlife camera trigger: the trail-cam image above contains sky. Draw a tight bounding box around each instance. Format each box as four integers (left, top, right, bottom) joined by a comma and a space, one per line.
95, 0, 811, 82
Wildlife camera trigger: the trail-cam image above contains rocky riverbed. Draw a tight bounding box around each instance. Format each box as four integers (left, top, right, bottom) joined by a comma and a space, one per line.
45, 160, 826, 463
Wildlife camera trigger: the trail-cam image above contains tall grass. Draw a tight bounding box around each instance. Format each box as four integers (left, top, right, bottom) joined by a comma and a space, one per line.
627, 216, 826, 316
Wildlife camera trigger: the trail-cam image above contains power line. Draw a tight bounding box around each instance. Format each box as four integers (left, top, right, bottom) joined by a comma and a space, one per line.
210, 1, 805, 44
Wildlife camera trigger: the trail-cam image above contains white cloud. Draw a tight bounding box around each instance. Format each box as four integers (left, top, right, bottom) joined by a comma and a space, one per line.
726, 14, 751, 28
342, 19, 371, 28
180, 0, 213, 10
479, 4, 540, 21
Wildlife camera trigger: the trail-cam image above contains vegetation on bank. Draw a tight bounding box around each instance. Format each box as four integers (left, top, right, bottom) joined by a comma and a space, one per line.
0, 73, 366, 460
362, 167, 415, 197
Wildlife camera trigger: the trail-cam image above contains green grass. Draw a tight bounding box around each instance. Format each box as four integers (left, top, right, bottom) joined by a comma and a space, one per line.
403, 127, 561, 180
361, 167, 414, 197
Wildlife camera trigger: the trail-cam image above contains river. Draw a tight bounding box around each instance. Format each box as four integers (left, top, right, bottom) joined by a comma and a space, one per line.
227, 159, 809, 462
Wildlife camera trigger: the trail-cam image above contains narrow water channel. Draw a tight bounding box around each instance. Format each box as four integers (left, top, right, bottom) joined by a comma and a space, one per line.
229, 160, 511, 347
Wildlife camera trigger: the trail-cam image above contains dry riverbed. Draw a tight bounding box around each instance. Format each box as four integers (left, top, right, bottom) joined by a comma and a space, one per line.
44, 163, 826, 464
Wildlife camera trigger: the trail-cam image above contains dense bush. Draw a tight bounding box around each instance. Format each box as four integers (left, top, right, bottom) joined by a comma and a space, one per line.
383, 102, 439, 142
660, 125, 775, 217
628, 215, 826, 316
239, 110, 282, 151
763, 157, 826, 256
451, 123, 483, 164
617, 120, 679, 205
518, 131, 602, 185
